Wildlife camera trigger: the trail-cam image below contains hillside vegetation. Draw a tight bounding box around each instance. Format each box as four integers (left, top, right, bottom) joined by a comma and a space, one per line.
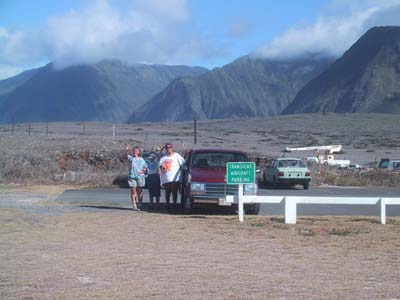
284, 26, 400, 114
130, 55, 333, 122
1, 114, 399, 187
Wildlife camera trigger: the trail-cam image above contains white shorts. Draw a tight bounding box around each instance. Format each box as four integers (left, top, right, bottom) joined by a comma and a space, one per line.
128, 177, 145, 188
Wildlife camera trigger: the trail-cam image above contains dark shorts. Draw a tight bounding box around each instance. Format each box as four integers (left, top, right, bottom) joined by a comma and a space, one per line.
147, 174, 161, 197
163, 181, 180, 192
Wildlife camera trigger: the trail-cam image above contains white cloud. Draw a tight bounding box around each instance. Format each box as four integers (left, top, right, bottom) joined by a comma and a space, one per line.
0, 0, 223, 78
2, 0, 400, 80
43, 0, 204, 68
0, 27, 44, 65
254, 0, 400, 60
0, 64, 24, 80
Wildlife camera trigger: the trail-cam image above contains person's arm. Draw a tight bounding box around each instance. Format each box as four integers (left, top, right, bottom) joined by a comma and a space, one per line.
125, 144, 131, 160
178, 153, 188, 172
141, 159, 148, 175
178, 153, 185, 166
158, 158, 163, 175
156, 145, 165, 160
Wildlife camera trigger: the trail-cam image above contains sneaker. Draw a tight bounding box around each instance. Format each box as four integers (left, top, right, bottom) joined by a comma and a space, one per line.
132, 206, 140, 211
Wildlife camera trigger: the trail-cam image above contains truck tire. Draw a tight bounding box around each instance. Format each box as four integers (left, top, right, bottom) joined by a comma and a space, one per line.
303, 183, 309, 190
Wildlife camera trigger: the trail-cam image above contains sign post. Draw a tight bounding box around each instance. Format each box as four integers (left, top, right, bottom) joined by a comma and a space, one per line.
226, 162, 255, 222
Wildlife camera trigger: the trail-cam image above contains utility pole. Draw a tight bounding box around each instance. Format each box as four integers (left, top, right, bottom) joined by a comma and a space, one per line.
194, 119, 197, 144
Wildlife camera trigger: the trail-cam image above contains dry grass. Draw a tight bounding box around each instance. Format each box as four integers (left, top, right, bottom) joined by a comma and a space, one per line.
1, 113, 400, 187
1, 205, 400, 300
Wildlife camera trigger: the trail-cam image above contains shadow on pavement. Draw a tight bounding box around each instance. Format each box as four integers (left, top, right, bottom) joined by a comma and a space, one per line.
258, 183, 306, 191
79, 203, 238, 216
79, 205, 133, 211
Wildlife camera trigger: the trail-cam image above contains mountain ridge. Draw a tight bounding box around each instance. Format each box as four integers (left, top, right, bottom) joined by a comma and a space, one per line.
129, 54, 334, 122
283, 26, 400, 114
0, 60, 207, 123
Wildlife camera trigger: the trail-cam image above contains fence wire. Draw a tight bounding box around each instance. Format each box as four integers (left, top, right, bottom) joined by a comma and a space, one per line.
0, 121, 198, 150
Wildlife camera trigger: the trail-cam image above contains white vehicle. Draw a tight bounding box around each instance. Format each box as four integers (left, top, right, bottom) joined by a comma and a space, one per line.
322, 154, 350, 168
286, 145, 350, 168
304, 157, 319, 163
285, 145, 343, 154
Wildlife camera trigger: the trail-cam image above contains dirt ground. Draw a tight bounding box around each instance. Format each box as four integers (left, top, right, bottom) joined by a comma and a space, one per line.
1, 185, 400, 300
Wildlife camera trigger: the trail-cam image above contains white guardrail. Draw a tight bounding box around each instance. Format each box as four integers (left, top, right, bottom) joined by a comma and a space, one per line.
226, 186, 400, 224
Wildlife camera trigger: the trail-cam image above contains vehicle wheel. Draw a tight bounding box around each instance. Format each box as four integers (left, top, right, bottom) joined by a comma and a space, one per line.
245, 203, 260, 215
303, 183, 309, 190
263, 173, 267, 184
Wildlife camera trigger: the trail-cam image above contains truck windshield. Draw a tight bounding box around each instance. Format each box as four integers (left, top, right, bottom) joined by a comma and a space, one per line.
191, 152, 248, 168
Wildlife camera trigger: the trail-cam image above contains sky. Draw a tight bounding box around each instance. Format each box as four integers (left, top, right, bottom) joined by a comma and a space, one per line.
1, 0, 400, 79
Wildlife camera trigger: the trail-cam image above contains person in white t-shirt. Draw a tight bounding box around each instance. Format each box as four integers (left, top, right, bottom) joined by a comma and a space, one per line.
158, 143, 185, 210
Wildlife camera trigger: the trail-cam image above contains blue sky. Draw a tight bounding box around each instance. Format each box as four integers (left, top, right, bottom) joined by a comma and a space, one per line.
1, 0, 400, 79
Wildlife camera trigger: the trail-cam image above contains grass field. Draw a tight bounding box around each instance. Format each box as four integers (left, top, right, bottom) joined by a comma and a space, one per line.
1, 185, 400, 300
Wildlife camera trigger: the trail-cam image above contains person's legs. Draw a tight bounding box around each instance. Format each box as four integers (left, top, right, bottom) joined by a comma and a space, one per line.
172, 182, 179, 206
149, 175, 161, 210
137, 186, 143, 209
164, 182, 171, 209
155, 176, 161, 208
128, 179, 139, 210
149, 194, 154, 209
130, 187, 138, 210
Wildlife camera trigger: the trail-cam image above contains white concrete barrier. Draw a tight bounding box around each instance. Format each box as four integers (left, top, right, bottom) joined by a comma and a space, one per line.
230, 193, 400, 224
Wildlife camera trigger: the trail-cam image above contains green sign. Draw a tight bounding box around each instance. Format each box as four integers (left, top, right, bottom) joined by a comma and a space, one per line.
226, 162, 255, 184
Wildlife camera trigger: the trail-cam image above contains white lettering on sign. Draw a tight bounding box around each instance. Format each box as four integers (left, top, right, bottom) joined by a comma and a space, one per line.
230, 164, 252, 169
226, 162, 255, 184
229, 170, 251, 176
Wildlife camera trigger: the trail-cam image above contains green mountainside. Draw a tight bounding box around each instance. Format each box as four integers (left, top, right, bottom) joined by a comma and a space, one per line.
0, 60, 207, 123
0, 68, 39, 103
129, 55, 334, 122
284, 26, 400, 114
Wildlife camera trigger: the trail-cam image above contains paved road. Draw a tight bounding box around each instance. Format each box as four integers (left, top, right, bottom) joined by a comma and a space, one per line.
56, 186, 400, 217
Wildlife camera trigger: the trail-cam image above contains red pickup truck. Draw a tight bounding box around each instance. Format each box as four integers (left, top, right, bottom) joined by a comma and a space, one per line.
181, 148, 260, 214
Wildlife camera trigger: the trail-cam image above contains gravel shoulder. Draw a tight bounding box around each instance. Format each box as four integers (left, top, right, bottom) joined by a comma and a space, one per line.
1, 185, 400, 300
